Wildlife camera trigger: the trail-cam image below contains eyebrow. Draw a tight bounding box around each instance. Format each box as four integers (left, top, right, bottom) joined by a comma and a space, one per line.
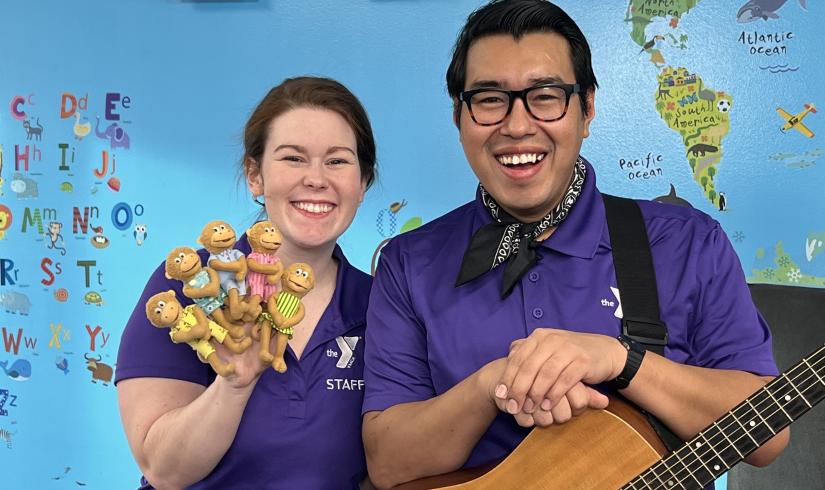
273, 144, 356, 156
467, 76, 568, 90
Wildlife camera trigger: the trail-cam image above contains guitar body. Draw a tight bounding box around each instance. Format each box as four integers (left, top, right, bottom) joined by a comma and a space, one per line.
397, 396, 668, 490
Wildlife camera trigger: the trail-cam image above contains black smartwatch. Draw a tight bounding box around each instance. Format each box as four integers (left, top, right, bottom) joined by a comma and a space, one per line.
606, 335, 646, 391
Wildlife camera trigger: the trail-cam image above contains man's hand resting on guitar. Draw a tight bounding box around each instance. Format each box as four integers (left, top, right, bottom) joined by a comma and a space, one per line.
491, 328, 617, 426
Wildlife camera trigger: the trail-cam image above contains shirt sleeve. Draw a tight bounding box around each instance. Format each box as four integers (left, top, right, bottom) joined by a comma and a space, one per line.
689, 223, 779, 376
362, 240, 436, 414
114, 261, 212, 386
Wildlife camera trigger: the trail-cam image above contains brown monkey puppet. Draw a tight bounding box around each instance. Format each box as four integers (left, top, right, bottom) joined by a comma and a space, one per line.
253, 263, 315, 373
145, 290, 252, 376
198, 221, 261, 323
245, 221, 284, 303
164, 246, 245, 340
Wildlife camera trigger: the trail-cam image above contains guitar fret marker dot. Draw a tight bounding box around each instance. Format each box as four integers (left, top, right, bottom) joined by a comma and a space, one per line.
749, 420, 756, 427
784, 395, 792, 401
714, 464, 721, 471
695, 442, 702, 448
667, 481, 674, 487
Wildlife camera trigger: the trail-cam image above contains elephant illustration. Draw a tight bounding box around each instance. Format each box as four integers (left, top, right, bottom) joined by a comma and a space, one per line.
95, 116, 130, 150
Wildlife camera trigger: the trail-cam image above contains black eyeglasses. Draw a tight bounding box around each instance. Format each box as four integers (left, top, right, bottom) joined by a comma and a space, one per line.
459, 83, 581, 126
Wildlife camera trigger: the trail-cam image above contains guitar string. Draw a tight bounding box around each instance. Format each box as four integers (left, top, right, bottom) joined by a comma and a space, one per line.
637, 348, 825, 490
626, 346, 825, 490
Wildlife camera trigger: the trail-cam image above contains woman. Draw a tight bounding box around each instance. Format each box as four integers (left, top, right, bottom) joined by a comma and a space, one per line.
116, 77, 377, 489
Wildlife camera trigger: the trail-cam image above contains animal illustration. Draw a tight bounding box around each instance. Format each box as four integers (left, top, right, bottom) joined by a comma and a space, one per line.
696, 80, 716, 111
46, 221, 67, 256
145, 290, 252, 377
133, 224, 147, 245
0, 359, 32, 381
245, 220, 284, 303
10, 173, 38, 199
55, 356, 70, 375
254, 262, 315, 373
656, 87, 672, 100
95, 116, 130, 149
164, 246, 245, 339
22, 118, 43, 141
199, 221, 259, 322
84, 354, 113, 386
90, 225, 110, 249
687, 143, 718, 157
60, 182, 73, 192
806, 232, 825, 262
737, 0, 806, 22
389, 199, 408, 214
0, 204, 11, 240
73, 113, 92, 140
0, 291, 31, 315
653, 184, 694, 208
638, 34, 664, 54
718, 192, 727, 211
677, 93, 698, 107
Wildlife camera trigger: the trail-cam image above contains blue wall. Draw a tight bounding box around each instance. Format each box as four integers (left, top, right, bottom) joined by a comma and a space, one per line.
1, 0, 822, 487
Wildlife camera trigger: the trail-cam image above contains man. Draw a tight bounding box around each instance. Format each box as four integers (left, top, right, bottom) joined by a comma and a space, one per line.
362, 1, 788, 488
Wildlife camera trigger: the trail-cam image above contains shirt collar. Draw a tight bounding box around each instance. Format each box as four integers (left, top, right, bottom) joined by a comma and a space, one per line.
470, 156, 607, 259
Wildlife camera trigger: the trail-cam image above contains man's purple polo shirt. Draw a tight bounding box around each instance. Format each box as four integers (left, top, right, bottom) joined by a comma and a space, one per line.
116, 240, 371, 489
363, 159, 777, 469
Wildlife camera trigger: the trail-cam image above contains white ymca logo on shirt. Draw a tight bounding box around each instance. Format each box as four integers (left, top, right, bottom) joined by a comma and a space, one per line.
326, 335, 360, 369
600, 287, 623, 319
325, 335, 364, 391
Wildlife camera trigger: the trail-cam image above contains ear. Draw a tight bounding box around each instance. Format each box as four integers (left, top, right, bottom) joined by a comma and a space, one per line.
581, 88, 596, 139
246, 157, 264, 197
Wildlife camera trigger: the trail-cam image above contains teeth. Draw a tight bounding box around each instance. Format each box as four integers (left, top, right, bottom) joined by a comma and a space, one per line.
295, 202, 333, 214
497, 153, 545, 166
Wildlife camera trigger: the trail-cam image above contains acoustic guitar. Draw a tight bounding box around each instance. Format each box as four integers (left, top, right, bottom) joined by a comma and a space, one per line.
396, 342, 825, 490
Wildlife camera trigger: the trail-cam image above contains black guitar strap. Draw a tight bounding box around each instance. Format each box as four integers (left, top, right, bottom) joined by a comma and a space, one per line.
602, 193, 683, 453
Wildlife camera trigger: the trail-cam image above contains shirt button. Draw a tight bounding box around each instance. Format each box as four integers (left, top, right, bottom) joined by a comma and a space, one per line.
532, 308, 544, 319
528, 272, 540, 282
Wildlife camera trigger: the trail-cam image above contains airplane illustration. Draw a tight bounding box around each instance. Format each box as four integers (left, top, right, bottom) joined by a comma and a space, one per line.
777, 103, 816, 138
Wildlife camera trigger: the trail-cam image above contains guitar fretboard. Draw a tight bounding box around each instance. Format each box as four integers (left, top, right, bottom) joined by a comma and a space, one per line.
623, 343, 825, 490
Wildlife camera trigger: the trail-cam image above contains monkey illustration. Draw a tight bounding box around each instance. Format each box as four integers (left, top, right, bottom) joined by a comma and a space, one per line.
146, 290, 251, 377
245, 221, 284, 303
254, 263, 315, 373
199, 221, 260, 322
46, 222, 67, 256
164, 246, 245, 340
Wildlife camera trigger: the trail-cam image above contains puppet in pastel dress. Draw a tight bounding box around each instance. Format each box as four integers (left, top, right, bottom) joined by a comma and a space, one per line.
145, 290, 252, 376
164, 246, 245, 340
245, 221, 284, 303
253, 262, 314, 373
199, 221, 261, 323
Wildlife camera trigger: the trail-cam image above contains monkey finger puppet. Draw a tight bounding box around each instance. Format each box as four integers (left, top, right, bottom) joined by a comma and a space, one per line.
245, 221, 284, 304
199, 221, 261, 322
255, 262, 315, 373
164, 246, 245, 340
145, 290, 252, 377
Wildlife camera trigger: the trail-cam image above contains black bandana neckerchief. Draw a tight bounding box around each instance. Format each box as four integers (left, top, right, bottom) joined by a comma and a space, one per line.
455, 158, 587, 298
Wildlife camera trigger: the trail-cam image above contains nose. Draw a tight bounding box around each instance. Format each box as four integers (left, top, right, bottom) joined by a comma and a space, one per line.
500, 97, 536, 139
303, 161, 329, 190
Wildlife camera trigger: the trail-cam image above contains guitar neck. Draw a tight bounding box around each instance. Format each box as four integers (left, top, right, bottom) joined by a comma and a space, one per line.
625, 343, 825, 490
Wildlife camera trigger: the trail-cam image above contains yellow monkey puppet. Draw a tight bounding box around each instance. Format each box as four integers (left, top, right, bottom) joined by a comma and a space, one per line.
146, 290, 252, 377
254, 263, 315, 373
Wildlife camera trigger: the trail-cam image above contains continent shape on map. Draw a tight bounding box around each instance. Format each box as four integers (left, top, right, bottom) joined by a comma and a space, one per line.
626, 0, 699, 65
654, 67, 732, 206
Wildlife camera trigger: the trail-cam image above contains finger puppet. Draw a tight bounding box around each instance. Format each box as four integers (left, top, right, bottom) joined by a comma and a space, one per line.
146, 290, 252, 376
254, 263, 315, 373
245, 221, 284, 303
164, 246, 245, 339
199, 221, 260, 322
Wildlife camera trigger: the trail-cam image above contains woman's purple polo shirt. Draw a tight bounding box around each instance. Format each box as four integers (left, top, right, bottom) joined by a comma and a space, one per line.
116, 240, 371, 489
